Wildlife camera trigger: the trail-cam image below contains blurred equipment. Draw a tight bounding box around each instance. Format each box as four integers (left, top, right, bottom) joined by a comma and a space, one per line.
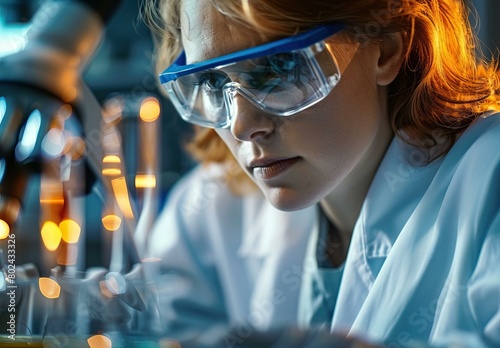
0, 0, 121, 243
0, 0, 125, 341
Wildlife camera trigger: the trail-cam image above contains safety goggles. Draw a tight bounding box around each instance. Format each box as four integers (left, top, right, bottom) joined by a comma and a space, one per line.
159, 24, 345, 128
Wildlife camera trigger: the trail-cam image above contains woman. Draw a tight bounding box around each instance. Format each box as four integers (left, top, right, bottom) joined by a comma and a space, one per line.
144, 0, 500, 346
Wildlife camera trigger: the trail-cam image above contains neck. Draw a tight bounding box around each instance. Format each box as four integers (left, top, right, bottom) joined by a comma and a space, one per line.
320, 107, 393, 247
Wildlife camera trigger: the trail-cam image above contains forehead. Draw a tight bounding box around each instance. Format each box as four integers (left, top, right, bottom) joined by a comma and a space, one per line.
180, 0, 270, 63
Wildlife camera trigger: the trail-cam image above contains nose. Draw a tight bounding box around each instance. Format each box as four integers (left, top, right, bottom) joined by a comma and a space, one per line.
227, 91, 275, 142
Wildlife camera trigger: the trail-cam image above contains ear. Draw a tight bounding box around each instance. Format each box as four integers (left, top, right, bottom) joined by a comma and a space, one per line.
376, 32, 404, 86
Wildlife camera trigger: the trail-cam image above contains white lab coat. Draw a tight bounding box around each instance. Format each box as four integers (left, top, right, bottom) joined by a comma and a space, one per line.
300, 114, 500, 347
146, 163, 316, 341
147, 113, 500, 347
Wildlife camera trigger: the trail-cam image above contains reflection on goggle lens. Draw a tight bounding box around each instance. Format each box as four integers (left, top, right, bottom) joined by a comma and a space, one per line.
161, 24, 345, 128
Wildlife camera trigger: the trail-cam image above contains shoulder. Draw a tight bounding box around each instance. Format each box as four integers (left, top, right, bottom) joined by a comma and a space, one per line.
453, 113, 500, 181
463, 113, 500, 153
167, 163, 237, 211
147, 163, 249, 262
151, 162, 316, 257
155, 163, 248, 231
443, 113, 500, 231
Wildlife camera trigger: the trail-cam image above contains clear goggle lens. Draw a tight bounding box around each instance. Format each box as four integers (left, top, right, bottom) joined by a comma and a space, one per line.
164, 40, 342, 128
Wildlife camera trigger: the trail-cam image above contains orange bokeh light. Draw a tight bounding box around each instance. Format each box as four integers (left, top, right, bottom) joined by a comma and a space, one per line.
101, 214, 122, 231
0, 220, 10, 239
135, 174, 157, 188
139, 98, 160, 122
87, 334, 112, 348
41, 221, 62, 251
59, 219, 81, 244
39, 277, 61, 299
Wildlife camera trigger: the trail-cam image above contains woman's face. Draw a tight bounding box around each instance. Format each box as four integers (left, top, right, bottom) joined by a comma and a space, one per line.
180, 0, 394, 211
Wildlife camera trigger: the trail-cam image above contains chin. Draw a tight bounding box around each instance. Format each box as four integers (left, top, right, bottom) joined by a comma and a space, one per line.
263, 187, 319, 212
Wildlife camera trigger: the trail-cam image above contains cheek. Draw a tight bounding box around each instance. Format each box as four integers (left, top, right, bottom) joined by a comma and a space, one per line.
292, 70, 382, 179
328, 56, 380, 142
306, 79, 379, 151
214, 129, 241, 159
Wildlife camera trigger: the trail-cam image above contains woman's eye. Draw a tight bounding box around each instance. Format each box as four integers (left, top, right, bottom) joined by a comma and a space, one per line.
200, 72, 229, 91
239, 55, 299, 88
269, 53, 298, 75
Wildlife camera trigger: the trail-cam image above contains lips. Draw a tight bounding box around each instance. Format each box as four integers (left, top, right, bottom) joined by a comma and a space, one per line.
249, 157, 301, 180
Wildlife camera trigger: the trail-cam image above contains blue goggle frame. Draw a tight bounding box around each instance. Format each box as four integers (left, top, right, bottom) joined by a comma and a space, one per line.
159, 23, 345, 84
159, 23, 346, 128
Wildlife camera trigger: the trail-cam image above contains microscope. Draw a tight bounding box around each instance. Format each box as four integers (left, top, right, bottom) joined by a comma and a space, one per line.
0, 0, 163, 344
0, 0, 121, 238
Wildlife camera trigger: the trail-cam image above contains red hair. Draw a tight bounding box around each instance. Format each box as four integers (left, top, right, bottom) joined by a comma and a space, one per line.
144, 0, 500, 190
